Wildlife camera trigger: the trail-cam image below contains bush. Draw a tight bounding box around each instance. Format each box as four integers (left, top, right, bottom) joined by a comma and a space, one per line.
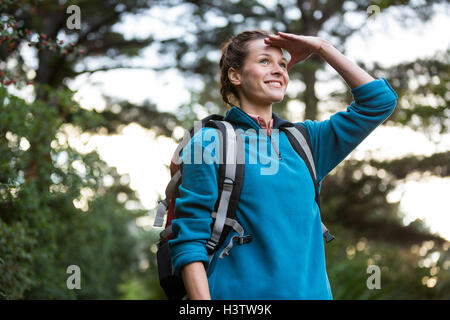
0, 86, 146, 299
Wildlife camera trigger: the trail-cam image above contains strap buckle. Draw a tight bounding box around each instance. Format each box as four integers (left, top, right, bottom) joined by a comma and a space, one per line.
323, 230, 335, 243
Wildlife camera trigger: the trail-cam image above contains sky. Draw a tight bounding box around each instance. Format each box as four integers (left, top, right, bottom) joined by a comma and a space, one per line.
65, 3, 450, 240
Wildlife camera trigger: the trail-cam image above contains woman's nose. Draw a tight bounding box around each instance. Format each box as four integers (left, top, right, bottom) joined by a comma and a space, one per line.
271, 64, 284, 74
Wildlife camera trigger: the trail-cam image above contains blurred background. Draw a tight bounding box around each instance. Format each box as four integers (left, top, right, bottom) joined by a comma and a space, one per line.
0, 0, 449, 299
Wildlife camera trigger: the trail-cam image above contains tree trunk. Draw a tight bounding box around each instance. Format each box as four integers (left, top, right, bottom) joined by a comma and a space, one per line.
302, 65, 319, 121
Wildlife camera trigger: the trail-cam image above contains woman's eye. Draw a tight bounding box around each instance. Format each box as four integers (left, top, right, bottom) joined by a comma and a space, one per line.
260, 59, 268, 64
280, 63, 287, 68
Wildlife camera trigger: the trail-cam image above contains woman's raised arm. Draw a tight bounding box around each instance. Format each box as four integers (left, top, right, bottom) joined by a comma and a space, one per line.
316, 37, 374, 88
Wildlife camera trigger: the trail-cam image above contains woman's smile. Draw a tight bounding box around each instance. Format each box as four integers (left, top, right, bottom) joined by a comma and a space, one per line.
264, 80, 283, 88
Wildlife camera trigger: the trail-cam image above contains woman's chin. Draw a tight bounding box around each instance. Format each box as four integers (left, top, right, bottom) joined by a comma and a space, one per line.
270, 94, 285, 103
252, 93, 285, 106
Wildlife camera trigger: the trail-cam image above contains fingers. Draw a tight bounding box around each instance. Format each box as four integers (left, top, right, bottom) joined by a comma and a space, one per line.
264, 37, 282, 47
264, 35, 285, 45
266, 34, 282, 41
277, 32, 294, 38
265, 32, 301, 43
278, 32, 303, 40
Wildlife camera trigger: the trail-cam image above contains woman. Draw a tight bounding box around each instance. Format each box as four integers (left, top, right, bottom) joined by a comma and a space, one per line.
168, 30, 398, 300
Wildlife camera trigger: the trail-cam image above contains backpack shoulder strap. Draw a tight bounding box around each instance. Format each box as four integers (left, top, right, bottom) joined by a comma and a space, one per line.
283, 123, 317, 182
204, 120, 249, 259
281, 123, 335, 243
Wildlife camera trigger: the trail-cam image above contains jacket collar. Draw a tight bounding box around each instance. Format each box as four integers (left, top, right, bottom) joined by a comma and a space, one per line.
223, 106, 292, 130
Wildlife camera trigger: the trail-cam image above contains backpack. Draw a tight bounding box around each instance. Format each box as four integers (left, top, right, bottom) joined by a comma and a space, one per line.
153, 113, 335, 300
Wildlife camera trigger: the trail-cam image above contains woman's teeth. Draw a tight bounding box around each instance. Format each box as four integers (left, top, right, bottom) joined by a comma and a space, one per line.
266, 81, 281, 88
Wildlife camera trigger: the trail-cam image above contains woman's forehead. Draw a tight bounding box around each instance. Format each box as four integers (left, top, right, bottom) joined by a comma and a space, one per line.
247, 38, 289, 61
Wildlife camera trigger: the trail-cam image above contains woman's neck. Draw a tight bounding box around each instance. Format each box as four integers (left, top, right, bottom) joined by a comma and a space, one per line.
239, 103, 273, 124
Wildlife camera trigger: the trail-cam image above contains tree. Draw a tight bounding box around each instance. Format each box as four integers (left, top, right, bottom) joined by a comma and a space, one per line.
0, 0, 164, 299
1, 0, 181, 192
0, 85, 148, 299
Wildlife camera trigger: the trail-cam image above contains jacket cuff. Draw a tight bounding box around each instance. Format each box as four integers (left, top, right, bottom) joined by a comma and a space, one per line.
169, 240, 210, 276
351, 77, 398, 105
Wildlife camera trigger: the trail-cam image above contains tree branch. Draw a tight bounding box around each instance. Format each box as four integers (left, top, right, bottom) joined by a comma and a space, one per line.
370, 151, 450, 179
71, 64, 173, 77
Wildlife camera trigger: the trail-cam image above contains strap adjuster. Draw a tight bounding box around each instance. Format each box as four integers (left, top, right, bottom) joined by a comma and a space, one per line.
222, 177, 234, 192
237, 235, 252, 245
153, 199, 168, 227
223, 177, 234, 185
206, 240, 216, 252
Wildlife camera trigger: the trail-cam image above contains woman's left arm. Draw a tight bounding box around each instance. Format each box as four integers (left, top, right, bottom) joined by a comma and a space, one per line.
317, 40, 374, 89
265, 32, 398, 182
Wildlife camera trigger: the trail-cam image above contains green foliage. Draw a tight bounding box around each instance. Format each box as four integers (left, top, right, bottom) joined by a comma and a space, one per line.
118, 227, 166, 300
373, 49, 450, 136
321, 160, 446, 246
0, 86, 147, 299
325, 225, 450, 299
319, 159, 450, 299
0, 0, 176, 137
0, 220, 35, 299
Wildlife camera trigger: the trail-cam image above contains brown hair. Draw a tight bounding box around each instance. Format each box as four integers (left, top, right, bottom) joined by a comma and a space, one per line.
219, 30, 271, 107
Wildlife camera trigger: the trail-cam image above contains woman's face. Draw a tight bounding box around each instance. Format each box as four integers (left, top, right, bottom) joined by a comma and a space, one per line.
231, 38, 289, 107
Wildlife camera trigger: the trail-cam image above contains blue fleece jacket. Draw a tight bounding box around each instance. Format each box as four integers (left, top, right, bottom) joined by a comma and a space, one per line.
169, 78, 397, 300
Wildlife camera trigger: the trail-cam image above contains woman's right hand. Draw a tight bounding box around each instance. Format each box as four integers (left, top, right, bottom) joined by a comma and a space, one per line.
264, 32, 326, 70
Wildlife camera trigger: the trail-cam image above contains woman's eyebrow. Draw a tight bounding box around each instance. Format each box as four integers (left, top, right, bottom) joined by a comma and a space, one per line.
258, 53, 288, 62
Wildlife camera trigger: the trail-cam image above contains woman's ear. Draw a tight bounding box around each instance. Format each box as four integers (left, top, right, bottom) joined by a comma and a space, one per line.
228, 67, 241, 86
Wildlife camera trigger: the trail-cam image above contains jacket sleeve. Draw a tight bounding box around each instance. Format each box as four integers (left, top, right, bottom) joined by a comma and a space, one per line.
168, 127, 220, 276
300, 77, 398, 183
